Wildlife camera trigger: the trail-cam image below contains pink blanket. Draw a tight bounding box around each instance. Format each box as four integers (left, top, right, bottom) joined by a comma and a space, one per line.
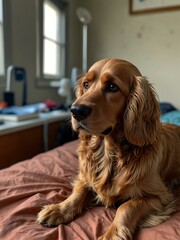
0, 141, 179, 239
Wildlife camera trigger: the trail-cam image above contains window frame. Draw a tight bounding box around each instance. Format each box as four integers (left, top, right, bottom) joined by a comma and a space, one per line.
36, 0, 67, 87
0, 0, 5, 86
0, 0, 5, 77
0, 0, 12, 88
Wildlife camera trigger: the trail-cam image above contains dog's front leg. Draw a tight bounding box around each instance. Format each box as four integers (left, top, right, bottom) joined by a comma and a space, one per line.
98, 197, 162, 240
37, 177, 88, 227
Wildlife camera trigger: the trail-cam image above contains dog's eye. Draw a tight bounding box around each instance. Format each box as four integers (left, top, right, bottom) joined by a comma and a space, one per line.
83, 81, 89, 89
106, 83, 119, 92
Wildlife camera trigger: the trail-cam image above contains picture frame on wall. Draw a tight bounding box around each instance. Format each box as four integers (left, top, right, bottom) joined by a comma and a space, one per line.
130, 0, 180, 14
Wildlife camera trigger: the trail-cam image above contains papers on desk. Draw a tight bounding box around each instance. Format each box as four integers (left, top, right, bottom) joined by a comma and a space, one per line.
0, 104, 43, 122
0, 113, 39, 122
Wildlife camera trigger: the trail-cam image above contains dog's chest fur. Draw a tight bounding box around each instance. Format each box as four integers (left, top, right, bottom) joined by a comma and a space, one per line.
78, 136, 139, 206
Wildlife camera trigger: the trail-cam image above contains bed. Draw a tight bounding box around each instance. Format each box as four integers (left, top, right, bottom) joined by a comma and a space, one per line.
0, 101, 180, 240
0, 138, 179, 240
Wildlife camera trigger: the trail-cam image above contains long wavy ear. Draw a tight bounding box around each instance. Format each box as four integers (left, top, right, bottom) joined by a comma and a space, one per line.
123, 76, 161, 146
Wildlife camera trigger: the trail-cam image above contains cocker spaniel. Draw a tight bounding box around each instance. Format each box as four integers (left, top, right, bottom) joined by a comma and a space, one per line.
37, 58, 180, 240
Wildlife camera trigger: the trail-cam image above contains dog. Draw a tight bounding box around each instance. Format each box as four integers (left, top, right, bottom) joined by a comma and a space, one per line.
37, 58, 180, 240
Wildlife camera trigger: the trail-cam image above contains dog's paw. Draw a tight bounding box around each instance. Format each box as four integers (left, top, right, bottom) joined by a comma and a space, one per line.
98, 225, 132, 240
37, 203, 73, 227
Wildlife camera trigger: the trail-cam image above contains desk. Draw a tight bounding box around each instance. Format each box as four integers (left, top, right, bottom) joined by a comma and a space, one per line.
0, 110, 71, 169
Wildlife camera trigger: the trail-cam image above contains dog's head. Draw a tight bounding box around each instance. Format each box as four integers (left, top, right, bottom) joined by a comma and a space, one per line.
71, 58, 161, 146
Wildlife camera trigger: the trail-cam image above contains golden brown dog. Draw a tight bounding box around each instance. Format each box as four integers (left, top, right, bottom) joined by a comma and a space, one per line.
37, 58, 180, 240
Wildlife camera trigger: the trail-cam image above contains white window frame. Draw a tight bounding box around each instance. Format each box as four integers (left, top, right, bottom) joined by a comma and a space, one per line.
0, 0, 11, 88
0, 0, 5, 86
36, 0, 66, 87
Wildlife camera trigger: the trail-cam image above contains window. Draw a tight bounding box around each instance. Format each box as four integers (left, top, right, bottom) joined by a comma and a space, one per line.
0, 0, 5, 77
37, 0, 66, 86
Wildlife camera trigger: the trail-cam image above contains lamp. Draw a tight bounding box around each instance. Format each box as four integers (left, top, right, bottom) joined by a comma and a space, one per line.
50, 78, 72, 106
76, 7, 92, 73
4, 65, 27, 106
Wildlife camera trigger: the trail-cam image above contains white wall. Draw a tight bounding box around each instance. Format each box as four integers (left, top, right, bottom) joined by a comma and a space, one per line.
79, 0, 180, 108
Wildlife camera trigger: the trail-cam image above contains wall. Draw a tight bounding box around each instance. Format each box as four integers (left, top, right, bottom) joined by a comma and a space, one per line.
1, 0, 179, 108
79, 0, 180, 108
67, 0, 82, 73
0, 0, 82, 105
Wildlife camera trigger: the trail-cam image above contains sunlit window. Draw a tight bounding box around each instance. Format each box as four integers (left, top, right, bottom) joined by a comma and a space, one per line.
37, 0, 66, 86
0, 0, 5, 76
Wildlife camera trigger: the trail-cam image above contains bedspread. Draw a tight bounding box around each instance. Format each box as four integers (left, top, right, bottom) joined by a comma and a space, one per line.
0, 141, 179, 240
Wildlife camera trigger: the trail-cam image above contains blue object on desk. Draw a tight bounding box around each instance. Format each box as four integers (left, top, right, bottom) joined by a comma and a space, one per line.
0, 104, 43, 116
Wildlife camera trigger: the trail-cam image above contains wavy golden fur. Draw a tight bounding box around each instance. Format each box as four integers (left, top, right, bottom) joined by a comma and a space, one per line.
37, 59, 180, 240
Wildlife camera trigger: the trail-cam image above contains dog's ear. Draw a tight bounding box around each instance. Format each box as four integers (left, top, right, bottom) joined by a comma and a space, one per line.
123, 76, 161, 146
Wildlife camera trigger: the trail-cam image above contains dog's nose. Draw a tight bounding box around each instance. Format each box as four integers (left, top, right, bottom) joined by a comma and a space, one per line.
70, 104, 92, 121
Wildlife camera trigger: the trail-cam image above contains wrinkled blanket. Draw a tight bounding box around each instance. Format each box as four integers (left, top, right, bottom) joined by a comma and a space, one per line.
0, 141, 179, 240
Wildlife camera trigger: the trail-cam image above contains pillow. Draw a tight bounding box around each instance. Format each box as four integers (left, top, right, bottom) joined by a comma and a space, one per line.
161, 110, 180, 126
160, 102, 177, 115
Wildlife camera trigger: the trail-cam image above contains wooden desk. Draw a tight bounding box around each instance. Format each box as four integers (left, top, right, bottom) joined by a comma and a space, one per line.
0, 110, 71, 169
